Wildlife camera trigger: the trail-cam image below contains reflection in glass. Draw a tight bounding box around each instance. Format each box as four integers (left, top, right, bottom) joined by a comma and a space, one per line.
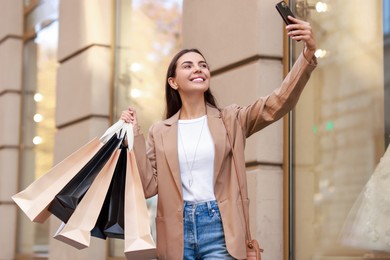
293, 0, 387, 259
111, 0, 183, 257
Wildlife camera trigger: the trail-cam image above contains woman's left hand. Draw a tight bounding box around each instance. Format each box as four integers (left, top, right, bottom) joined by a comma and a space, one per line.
286, 16, 317, 60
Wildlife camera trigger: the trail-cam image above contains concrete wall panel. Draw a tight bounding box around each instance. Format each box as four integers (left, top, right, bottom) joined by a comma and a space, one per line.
58, 0, 112, 61
0, 0, 23, 40
0, 94, 20, 146
56, 46, 111, 127
252, 166, 284, 260
53, 117, 109, 164
0, 39, 22, 93
183, 0, 283, 70
0, 149, 18, 200
0, 205, 17, 259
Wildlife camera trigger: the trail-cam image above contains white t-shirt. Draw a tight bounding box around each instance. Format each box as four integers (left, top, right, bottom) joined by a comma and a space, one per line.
178, 115, 216, 202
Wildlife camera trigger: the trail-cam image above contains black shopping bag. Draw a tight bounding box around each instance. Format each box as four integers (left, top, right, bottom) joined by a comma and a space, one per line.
90, 181, 112, 239
91, 143, 128, 240
48, 133, 122, 223
103, 145, 127, 239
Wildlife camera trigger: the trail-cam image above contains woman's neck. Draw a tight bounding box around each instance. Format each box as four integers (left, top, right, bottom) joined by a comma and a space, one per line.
179, 99, 206, 120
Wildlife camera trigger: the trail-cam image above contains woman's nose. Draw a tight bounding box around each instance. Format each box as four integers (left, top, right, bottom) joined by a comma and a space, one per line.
193, 65, 202, 73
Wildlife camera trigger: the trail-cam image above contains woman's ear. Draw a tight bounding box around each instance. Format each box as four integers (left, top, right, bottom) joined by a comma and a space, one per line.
168, 77, 178, 90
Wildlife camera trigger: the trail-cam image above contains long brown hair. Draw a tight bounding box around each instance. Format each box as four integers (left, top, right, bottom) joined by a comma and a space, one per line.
164, 48, 218, 119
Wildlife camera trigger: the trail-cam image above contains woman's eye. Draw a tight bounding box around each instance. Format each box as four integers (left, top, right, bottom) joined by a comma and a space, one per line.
201, 64, 208, 69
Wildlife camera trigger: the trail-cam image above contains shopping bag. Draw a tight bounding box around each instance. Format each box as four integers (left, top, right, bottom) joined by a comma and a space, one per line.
53, 149, 121, 249
124, 150, 156, 259
103, 146, 127, 239
48, 133, 122, 223
90, 181, 112, 239
92, 120, 130, 239
12, 138, 102, 223
12, 120, 127, 223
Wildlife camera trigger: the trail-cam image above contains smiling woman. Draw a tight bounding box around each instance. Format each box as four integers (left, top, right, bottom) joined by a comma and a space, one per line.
120, 14, 317, 257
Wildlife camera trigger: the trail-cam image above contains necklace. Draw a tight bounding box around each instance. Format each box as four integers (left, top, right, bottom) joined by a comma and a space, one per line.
178, 116, 206, 187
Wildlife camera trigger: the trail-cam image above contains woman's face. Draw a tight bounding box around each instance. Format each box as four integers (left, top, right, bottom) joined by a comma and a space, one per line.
168, 52, 210, 95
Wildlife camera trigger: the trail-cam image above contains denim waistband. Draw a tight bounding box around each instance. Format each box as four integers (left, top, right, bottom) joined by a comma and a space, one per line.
183, 200, 218, 210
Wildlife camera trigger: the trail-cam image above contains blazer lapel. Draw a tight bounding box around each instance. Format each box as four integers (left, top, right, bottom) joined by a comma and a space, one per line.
206, 106, 227, 185
161, 112, 183, 197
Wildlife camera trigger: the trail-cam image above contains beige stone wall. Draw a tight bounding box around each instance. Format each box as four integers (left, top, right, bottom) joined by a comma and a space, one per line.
182, 0, 287, 259
48, 0, 113, 259
0, 0, 23, 259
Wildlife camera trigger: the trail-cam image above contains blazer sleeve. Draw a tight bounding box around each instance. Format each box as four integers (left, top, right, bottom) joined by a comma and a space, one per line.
234, 50, 317, 137
133, 125, 158, 198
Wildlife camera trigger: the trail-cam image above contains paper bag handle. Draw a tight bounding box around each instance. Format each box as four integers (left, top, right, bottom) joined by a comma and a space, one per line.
100, 120, 134, 151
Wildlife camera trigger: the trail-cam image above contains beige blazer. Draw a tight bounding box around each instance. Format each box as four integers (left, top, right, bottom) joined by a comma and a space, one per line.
133, 52, 317, 259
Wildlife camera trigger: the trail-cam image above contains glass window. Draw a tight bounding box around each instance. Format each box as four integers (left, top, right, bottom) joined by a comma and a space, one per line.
18, 1, 59, 257
384, 0, 390, 35
111, 0, 183, 257
292, 0, 388, 259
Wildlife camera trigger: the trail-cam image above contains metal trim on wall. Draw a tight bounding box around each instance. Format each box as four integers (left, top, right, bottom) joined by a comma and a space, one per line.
283, 1, 296, 260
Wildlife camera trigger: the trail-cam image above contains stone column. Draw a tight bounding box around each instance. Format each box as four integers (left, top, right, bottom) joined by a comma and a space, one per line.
0, 0, 23, 259
182, 0, 286, 259
49, 0, 113, 259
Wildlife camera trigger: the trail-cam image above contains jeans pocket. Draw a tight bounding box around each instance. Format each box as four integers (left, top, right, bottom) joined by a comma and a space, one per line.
211, 206, 222, 221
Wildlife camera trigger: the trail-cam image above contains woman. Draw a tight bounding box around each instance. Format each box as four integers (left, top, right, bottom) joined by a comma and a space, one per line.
121, 16, 317, 260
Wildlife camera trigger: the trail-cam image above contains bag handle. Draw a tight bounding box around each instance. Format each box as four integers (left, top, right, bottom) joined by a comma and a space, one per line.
100, 120, 134, 150
220, 113, 263, 251
100, 120, 125, 143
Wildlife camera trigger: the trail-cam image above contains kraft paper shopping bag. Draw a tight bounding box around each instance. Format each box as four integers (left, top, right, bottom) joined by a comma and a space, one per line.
12, 138, 103, 223
12, 120, 128, 224
124, 151, 156, 259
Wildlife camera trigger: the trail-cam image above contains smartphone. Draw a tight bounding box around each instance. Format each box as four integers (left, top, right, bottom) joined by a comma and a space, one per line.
275, 1, 296, 25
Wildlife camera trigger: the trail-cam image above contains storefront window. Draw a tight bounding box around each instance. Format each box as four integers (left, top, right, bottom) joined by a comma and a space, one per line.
18, 0, 59, 257
292, 0, 387, 259
111, 0, 183, 257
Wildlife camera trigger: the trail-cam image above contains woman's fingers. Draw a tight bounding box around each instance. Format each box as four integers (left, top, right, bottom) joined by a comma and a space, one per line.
120, 107, 138, 124
285, 16, 317, 51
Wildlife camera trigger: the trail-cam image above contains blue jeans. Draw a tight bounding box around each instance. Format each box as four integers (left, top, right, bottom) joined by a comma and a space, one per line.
183, 200, 236, 260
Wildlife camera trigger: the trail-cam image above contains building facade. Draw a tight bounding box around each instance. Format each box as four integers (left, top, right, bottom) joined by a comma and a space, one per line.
0, 0, 389, 260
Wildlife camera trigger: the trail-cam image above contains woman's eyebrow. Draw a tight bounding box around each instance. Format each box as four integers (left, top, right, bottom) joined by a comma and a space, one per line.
180, 61, 207, 65
180, 61, 193, 65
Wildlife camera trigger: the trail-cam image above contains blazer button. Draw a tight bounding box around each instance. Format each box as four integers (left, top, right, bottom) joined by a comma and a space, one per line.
177, 207, 182, 212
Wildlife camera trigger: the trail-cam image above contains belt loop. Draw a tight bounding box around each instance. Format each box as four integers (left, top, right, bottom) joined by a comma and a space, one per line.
207, 201, 212, 216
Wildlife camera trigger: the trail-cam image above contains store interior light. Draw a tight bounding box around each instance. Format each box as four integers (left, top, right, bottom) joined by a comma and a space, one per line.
33, 113, 44, 122
33, 136, 43, 145
130, 88, 142, 98
315, 48, 328, 58
34, 113, 43, 123
34, 93, 44, 102
130, 62, 143, 72
315, 2, 328, 13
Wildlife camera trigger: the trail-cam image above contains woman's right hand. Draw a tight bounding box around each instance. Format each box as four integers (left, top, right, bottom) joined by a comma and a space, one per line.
120, 107, 140, 135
